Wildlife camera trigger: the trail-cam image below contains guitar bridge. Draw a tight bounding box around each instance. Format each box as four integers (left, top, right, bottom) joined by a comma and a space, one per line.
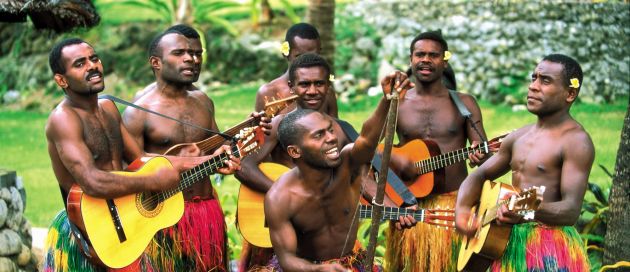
106, 199, 127, 243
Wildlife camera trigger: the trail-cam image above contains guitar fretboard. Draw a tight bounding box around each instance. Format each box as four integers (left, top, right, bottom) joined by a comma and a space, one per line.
158, 144, 242, 201
359, 205, 426, 221
414, 142, 488, 175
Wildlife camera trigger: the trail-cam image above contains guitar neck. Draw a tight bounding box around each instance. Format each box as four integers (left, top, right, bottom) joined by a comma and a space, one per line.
196, 117, 259, 153
415, 142, 488, 175
160, 144, 242, 200
358, 205, 453, 226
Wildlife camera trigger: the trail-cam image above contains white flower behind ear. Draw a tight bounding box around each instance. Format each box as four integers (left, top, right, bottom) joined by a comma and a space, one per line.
443, 51, 452, 61
281, 41, 290, 57
329, 74, 335, 82
570, 78, 580, 88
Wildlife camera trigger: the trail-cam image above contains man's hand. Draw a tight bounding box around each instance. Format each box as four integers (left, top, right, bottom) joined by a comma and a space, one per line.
395, 205, 418, 230
496, 194, 525, 225
153, 166, 182, 191
212, 144, 242, 174
455, 209, 479, 238
251, 111, 272, 136
380, 71, 414, 98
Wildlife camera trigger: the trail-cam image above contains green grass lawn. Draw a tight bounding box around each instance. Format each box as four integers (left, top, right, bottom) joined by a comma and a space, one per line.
0, 84, 627, 261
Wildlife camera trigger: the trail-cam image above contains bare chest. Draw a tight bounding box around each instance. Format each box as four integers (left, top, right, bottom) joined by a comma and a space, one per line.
510, 134, 563, 187
397, 97, 465, 145
80, 112, 123, 168
144, 103, 215, 153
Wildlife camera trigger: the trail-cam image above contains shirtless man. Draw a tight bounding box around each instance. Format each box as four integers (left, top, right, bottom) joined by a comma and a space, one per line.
134, 24, 200, 100
264, 70, 415, 272
122, 28, 265, 272
254, 22, 337, 117
455, 54, 594, 272
385, 30, 490, 272
42, 38, 238, 271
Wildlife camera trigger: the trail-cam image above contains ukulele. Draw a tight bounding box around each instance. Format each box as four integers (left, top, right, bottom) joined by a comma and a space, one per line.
66, 127, 264, 268
456, 180, 545, 272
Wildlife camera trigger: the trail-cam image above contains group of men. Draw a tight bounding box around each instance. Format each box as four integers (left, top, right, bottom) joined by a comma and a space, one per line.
42, 21, 594, 272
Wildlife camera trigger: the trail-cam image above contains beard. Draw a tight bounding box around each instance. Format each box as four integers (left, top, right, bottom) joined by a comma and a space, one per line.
300, 146, 342, 169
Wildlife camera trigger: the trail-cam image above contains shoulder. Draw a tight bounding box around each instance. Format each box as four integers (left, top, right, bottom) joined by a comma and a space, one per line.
133, 82, 157, 101
562, 121, 595, 155
189, 90, 214, 107
454, 91, 481, 108
265, 170, 296, 208
46, 103, 82, 139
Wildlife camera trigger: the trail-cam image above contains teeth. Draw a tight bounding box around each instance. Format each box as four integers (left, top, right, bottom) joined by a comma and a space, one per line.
326, 147, 338, 154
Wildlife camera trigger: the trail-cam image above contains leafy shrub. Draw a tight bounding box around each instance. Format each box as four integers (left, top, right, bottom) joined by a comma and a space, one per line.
335, 1, 630, 104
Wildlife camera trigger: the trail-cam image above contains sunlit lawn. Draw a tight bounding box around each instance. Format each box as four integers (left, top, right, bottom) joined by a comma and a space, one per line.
0, 83, 626, 261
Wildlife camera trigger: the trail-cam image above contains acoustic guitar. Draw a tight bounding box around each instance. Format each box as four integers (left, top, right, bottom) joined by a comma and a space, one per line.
66, 127, 264, 268
164, 94, 297, 155
380, 133, 507, 204
456, 180, 545, 272
236, 163, 455, 248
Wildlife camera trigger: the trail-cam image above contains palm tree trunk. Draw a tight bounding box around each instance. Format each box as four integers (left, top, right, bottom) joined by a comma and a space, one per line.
305, 0, 335, 69
603, 101, 630, 265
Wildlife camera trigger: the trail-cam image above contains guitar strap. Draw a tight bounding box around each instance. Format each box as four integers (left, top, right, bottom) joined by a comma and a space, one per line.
68, 220, 93, 258
334, 118, 417, 206
448, 90, 487, 142
99, 94, 234, 140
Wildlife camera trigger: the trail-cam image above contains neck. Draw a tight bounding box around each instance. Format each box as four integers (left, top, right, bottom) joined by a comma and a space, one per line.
413, 78, 447, 95
155, 78, 191, 97
64, 91, 99, 112
296, 163, 334, 191
536, 109, 572, 129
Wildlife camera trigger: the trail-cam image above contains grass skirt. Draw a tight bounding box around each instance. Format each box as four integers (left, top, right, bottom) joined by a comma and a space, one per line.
491, 222, 589, 272
385, 192, 460, 272
146, 198, 228, 272
42, 210, 153, 272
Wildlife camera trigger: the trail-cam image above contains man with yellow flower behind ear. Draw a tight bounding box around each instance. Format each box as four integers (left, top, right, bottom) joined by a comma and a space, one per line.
384, 30, 492, 272
254, 22, 338, 117
455, 54, 593, 272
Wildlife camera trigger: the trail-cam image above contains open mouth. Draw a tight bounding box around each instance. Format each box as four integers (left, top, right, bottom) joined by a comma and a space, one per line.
324, 146, 339, 160
86, 72, 103, 83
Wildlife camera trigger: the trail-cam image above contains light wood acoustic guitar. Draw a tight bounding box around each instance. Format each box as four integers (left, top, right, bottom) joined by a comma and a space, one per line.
163, 94, 297, 156
379, 133, 507, 205
236, 163, 456, 248
66, 127, 264, 268
457, 180, 545, 272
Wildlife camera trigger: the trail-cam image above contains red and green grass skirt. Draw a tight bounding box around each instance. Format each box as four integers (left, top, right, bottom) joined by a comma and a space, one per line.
42, 210, 154, 272
491, 222, 589, 272
145, 198, 228, 272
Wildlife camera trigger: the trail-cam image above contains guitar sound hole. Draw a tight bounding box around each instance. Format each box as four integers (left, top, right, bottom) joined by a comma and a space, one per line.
139, 192, 160, 211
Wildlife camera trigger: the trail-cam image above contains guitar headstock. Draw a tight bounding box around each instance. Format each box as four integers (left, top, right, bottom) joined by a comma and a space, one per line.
423, 208, 455, 228
263, 95, 298, 118
507, 185, 545, 220
234, 126, 265, 158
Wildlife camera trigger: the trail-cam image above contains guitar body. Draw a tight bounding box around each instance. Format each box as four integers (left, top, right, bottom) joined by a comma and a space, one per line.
67, 156, 185, 268
457, 181, 515, 272
379, 139, 443, 202
237, 162, 290, 248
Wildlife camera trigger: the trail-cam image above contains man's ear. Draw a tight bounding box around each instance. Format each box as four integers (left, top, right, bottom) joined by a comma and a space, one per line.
287, 145, 301, 159
53, 74, 68, 89
566, 87, 578, 103
288, 81, 295, 94
150, 56, 161, 71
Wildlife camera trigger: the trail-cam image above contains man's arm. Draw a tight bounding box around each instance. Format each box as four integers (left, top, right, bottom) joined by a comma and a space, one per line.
530, 131, 595, 226
264, 177, 346, 272
46, 108, 180, 199
461, 94, 491, 166
234, 115, 283, 193
349, 71, 410, 169
455, 129, 518, 236
255, 84, 274, 113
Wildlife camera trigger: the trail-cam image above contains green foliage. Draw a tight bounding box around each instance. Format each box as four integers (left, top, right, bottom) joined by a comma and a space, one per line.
205, 28, 286, 84
577, 165, 613, 271
335, 1, 630, 104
